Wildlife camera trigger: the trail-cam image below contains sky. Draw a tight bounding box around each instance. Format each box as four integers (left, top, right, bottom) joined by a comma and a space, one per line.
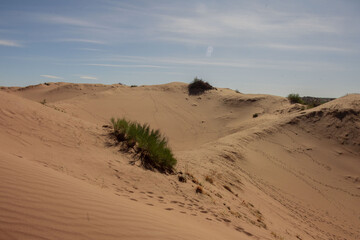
0, 0, 359, 97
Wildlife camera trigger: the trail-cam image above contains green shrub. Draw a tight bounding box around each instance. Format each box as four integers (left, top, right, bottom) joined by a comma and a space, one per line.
188, 77, 214, 95
110, 118, 176, 173
287, 93, 304, 104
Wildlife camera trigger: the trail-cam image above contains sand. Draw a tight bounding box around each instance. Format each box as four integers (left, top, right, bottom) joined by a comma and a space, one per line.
0, 82, 359, 240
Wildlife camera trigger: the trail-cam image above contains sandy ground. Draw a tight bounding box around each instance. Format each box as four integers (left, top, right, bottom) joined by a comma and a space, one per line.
0, 82, 359, 240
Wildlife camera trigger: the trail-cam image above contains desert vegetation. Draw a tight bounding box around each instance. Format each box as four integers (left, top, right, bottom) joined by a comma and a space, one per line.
287, 93, 304, 104
301, 96, 335, 108
205, 175, 214, 184
110, 117, 176, 173
195, 185, 203, 194
288, 93, 335, 108
188, 77, 214, 95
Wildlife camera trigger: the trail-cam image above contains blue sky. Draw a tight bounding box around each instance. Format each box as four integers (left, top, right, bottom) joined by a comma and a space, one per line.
0, 0, 359, 97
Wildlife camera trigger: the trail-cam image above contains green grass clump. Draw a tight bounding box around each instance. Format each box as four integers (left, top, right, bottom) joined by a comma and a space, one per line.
110, 118, 176, 173
287, 93, 304, 104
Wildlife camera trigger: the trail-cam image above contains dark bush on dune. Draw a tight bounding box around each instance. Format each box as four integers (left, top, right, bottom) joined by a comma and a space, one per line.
287, 93, 304, 104
188, 77, 214, 95
110, 118, 176, 173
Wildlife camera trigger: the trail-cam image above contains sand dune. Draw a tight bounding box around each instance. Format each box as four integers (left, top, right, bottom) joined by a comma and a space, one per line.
0, 151, 244, 240
1, 83, 359, 239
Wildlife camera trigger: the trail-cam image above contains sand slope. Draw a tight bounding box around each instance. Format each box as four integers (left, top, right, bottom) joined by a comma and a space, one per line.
1, 83, 359, 240
0, 151, 244, 240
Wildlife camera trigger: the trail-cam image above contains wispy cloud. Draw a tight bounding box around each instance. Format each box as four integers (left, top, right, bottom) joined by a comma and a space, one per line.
58, 39, 106, 44
0, 39, 22, 47
39, 15, 106, 29
76, 48, 103, 51
252, 43, 352, 52
40, 75, 63, 79
84, 55, 342, 71
155, 8, 341, 42
80, 75, 97, 80
86, 63, 168, 68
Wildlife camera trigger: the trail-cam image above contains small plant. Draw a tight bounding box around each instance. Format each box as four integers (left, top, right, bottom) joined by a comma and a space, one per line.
205, 175, 214, 184
188, 77, 214, 95
130, 85, 138, 88
195, 185, 203, 194
287, 93, 304, 104
40, 99, 47, 105
253, 113, 259, 118
110, 117, 176, 173
178, 175, 187, 183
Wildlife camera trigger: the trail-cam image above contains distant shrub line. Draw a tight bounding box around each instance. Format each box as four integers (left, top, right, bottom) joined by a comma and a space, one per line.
110, 118, 176, 173
287, 93, 335, 108
287, 93, 304, 104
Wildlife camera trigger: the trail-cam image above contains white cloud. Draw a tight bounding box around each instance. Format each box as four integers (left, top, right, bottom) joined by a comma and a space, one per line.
86, 63, 168, 68
40, 15, 105, 29
156, 10, 341, 42
84, 55, 342, 71
0, 40, 22, 47
80, 76, 97, 80
77, 48, 102, 51
252, 43, 352, 52
153, 6, 343, 46
40, 75, 63, 79
206, 46, 213, 57
59, 39, 106, 44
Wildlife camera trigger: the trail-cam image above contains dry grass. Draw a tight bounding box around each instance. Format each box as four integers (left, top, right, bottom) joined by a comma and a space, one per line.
195, 186, 203, 194
205, 175, 214, 184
